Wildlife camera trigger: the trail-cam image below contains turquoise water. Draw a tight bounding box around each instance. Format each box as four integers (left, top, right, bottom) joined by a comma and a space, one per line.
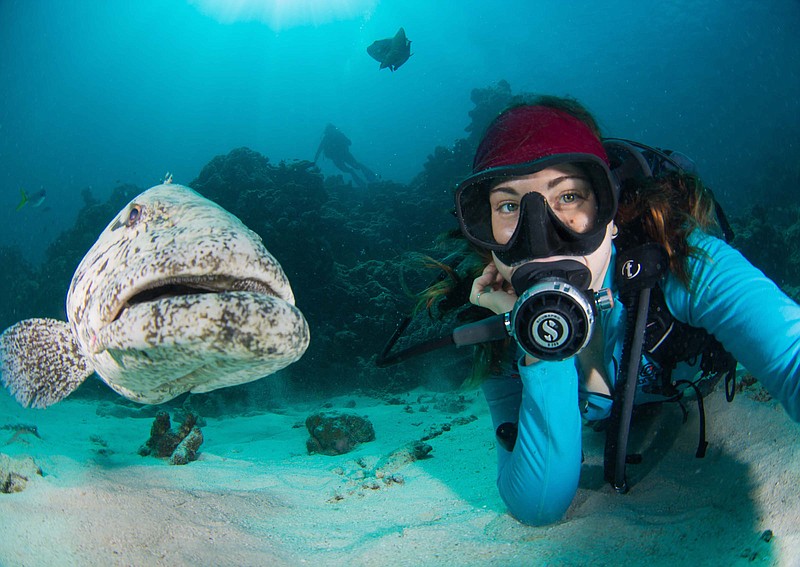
1, 2, 800, 565
1, 0, 798, 261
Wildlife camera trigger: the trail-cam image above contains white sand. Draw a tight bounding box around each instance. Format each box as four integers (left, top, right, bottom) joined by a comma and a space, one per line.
1, 377, 798, 567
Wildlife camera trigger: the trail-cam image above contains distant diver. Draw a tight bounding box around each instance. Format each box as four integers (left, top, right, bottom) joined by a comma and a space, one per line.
314, 124, 377, 188
367, 27, 412, 72
15, 188, 46, 211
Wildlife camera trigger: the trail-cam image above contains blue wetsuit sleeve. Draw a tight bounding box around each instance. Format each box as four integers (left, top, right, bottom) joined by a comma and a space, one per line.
483, 358, 582, 525
482, 374, 522, 431
663, 231, 800, 421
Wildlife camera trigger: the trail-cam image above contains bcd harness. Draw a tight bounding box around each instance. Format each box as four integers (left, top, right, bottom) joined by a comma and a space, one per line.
602, 139, 738, 492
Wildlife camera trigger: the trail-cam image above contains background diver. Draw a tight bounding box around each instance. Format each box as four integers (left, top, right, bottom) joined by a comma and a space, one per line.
314, 123, 377, 188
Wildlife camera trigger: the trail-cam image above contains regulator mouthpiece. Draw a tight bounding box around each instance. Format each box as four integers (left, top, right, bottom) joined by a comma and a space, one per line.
507, 260, 613, 361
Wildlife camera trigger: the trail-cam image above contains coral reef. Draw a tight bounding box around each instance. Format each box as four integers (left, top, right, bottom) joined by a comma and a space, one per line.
188, 147, 459, 394
465, 79, 515, 146
305, 411, 375, 455
730, 204, 800, 301
138, 411, 204, 465
0, 247, 39, 332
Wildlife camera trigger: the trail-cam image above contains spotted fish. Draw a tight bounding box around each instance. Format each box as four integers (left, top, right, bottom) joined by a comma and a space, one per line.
0, 184, 310, 407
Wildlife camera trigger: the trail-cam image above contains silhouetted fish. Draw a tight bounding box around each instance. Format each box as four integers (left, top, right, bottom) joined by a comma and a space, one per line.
15, 189, 46, 211
367, 27, 412, 72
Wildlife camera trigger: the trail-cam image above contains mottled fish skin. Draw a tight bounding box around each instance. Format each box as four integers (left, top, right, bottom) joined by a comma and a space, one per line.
0, 318, 92, 408
2, 184, 309, 406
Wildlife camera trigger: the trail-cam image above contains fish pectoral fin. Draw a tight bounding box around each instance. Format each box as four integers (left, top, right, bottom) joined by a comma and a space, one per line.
367, 38, 392, 63
0, 318, 94, 408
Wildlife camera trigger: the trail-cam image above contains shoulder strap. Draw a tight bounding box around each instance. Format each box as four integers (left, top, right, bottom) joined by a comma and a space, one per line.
604, 243, 669, 493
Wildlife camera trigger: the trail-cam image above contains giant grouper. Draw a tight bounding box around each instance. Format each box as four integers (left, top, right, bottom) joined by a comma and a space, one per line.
0, 183, 310, 407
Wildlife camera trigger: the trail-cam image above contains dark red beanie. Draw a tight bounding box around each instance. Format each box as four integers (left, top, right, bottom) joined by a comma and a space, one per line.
473, 105, 609, 174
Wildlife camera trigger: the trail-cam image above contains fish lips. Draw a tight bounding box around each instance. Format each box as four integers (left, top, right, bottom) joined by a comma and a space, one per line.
93, 291, 310, 361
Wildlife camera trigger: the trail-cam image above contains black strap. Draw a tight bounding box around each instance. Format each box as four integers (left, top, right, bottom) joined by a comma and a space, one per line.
376, 311, 507, 368
674, 380, 709, 458
375, 315, 456, 367
604, 242, 669, 493
604, 286, 652, 493
725, 370, 737, 402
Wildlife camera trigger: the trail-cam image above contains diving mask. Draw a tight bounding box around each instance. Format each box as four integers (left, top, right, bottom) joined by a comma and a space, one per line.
455, 105, 618, 265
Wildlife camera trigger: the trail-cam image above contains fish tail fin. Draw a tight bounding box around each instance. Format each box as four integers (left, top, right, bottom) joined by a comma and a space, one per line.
0, 318, 94, 408
15, 189, 28, 211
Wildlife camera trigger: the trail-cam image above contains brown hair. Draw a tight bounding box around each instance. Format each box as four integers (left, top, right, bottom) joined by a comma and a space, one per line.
615, 171, 721, 286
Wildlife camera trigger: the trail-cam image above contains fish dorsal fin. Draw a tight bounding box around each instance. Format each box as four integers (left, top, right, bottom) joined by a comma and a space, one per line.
0, 318, 94, 408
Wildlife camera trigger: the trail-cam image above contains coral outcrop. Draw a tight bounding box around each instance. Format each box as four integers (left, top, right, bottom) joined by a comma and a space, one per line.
730, 205, 800, 301
138, 411, 204, 465
0, 453, 43, 493
305, 411, 376, 455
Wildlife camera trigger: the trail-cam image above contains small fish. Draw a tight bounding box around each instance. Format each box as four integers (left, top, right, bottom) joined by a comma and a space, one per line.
15, 189, 46, 211
367, 27, 412, 72
0, 184, 310, 408
163, 172, 173, 184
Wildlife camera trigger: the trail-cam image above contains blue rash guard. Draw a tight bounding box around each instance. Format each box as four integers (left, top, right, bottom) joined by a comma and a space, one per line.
481, 231, 800, 526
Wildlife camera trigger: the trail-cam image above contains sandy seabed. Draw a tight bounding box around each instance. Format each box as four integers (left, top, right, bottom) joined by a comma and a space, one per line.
0, 376, 798, 567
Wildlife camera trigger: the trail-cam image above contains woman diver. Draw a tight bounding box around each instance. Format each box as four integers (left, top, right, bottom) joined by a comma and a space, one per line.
448, 97, 800, 525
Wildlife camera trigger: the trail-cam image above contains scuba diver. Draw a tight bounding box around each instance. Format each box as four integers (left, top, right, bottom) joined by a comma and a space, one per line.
314, 123, 377, 188
385, 96, 800, 526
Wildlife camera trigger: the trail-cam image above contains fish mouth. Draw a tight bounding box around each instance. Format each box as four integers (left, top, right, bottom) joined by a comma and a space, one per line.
112, 275, 280, 323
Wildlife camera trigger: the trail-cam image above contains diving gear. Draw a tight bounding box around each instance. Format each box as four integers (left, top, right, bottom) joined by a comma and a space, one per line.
377, 259, 613, 365
604, 137, 735, 242
450, 260, 613, 362
455, 105, 618, 265
462, 184, 611, 266
507, 260, 613, 361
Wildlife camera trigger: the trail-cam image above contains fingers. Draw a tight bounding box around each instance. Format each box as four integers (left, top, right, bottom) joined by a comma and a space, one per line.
471, 263, 518, 314
472, 264, 498, 291
471, 264, 496, 303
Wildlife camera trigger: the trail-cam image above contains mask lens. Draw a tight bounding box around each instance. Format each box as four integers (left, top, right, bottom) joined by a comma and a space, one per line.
456, 157, 617, 262
456, 180, 499, 247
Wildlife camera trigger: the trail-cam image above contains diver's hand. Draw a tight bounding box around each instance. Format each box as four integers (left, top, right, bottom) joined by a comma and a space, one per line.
470, 263, 517, 315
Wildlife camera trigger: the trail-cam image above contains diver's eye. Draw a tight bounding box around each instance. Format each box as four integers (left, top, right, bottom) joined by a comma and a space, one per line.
126, 205, 143, 227
497, 202, 518, 214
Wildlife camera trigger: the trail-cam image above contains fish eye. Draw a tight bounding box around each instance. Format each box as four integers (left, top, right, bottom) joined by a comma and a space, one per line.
126, 204, 143, 227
